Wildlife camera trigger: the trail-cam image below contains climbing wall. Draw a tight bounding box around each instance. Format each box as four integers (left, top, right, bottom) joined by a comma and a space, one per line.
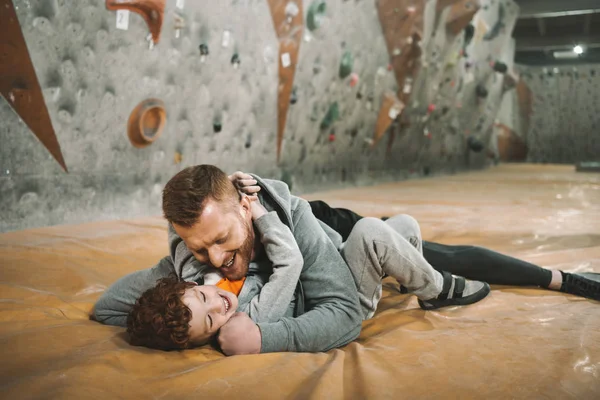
0, 0, 519, 232
517, 64, 600, 164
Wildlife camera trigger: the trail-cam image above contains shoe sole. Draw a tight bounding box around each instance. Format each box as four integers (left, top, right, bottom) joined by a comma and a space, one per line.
419, 282, 491, 310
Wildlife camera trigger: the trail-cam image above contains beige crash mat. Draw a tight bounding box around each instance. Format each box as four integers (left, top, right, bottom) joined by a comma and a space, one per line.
1, 164, 599, 399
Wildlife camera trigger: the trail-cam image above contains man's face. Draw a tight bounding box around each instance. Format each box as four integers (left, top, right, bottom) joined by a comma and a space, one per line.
173, 197, 255, 280
182, 284, 239, 345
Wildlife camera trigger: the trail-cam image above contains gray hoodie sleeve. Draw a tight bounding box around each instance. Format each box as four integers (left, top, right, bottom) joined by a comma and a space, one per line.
238, 211, 303, 323
256, 200, 363, 353
92, 256, 176, 327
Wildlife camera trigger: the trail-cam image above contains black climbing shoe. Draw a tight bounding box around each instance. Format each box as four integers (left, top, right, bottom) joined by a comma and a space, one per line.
560, 272, 600, 301
418, 271, 490, 310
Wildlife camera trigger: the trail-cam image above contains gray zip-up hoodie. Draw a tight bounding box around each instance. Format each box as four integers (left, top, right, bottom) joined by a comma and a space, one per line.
93, 175, 363, 353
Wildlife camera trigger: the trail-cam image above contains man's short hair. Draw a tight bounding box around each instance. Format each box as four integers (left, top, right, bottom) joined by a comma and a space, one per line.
127, 276, 197, 351
162, 164, 241, 227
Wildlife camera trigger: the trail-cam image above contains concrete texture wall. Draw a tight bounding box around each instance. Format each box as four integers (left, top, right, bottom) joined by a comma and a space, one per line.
517, 64, 600, 164
0, 0, 519, 232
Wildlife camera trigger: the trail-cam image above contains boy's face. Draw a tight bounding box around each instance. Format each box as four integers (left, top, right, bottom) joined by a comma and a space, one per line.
182, 284, 239, 345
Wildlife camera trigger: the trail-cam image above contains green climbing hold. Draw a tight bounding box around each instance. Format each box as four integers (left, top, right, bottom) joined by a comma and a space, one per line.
320, 102, 339, 130
307, 0, 327, 31
281, 170, 294, 191
339, 51, 353, 79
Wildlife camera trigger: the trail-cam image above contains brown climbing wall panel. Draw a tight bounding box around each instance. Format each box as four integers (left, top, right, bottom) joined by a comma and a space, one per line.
267, 0, 303, 162
377, 0, 424, 97
496, 123, 527, 161
105, 0, 166, 43
515, 79, 532, 139
446, 0, 481, 36
0, 0, 67, 172
373, 92, 404, 147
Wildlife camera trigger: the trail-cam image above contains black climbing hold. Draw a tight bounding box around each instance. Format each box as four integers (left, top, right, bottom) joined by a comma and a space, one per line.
463, 24, 475, 56
307, 0, 327, 31
493, 61, 508, 73
245, 134, 252, 149
467, 136, 484, 152
281, 170, 293, 191
423, 166, 430, 176
320, 102, 339, 130
339, 51, 353, 79
475, 84, 488, 98
199, 43, 209, 56
213, 120, 222, 133
231, 53, 241, 67
290, 87, 298, 104
356, 90, 363, 100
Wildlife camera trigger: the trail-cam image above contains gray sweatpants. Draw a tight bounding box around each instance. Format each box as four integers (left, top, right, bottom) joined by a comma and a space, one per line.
340, 215, 444, 320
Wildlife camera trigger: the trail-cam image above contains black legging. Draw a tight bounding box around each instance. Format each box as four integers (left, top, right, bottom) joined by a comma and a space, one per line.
309, 200, 552, 287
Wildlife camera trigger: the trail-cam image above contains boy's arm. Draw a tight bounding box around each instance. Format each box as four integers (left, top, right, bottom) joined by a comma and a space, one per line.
255, 200, 363, 353
237, 211, 303, 323
92, 256, 176, 327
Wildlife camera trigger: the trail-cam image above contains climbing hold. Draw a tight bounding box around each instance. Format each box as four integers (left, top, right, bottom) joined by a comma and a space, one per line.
174, 151, 183, 164
281, 170, 294, 191
328, 133, 336, 142
427, 104, 436, 114
423, 166, 430, 176
285, 2, 300, 22
467, 136, 484, 152
127, 98, 167, 148
245, 134, 252, 149
320, 102, 340, 130
231, 53, 241, 68
306, 0, 326, 31
475, 84, 488, 98
213, 118, 222, 133
349, 73, 359, 88
199, 43, 209, 55
464, 23, 475, 46
106, 0, 166, 44
424, 128, 432, 139
339, 51, 353, 79
492, 61, 508, 73
392, 48, 402, 56
290, 87, 298, 104
199, 43, 209, 62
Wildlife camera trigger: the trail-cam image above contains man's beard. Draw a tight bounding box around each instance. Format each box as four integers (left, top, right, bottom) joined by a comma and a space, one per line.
222, 217, 254, 281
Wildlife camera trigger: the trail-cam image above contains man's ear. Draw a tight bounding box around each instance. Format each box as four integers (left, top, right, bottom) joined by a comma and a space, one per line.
239, 194, 251, 220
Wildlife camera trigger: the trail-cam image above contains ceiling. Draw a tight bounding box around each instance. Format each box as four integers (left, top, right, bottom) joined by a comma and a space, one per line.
513, 0, 600, 65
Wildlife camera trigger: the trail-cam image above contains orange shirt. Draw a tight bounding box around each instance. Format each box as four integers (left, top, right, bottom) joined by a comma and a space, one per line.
215, 277, 246, 296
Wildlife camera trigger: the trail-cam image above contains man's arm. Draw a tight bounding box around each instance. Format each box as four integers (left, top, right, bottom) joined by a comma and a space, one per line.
238, 211, 303, 323
256, 200, 363, 353
92, 256, 175, 327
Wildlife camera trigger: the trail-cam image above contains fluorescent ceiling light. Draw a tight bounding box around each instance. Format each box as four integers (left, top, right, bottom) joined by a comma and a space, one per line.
573, 45, 584, 54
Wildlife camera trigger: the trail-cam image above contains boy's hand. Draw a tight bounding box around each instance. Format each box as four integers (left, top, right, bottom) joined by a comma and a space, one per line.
249, 196, 268, 221
218, 312, 262, 356
228, 171, 261, 196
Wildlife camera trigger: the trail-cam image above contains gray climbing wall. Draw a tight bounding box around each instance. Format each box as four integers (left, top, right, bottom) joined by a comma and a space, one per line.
0, 0, 519, 232
517, 64, 600, 164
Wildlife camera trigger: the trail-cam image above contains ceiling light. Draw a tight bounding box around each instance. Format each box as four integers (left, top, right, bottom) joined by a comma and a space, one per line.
573, 45, 584, 55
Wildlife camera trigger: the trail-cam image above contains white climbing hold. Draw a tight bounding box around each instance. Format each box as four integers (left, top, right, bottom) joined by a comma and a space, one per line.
176, 0, 185, 9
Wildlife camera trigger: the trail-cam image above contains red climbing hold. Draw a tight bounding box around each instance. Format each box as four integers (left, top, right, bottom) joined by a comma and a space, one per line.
349, 72, 359, 87
329, 133, 336, 142
427, 104, 436, 114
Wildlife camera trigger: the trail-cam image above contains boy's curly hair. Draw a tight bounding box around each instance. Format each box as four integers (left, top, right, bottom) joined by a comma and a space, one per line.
126, 276, 197, 351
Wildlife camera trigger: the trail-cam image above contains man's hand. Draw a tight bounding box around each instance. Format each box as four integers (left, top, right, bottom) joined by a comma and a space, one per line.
228, 171, 261, 196
218, 312, 262, 356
